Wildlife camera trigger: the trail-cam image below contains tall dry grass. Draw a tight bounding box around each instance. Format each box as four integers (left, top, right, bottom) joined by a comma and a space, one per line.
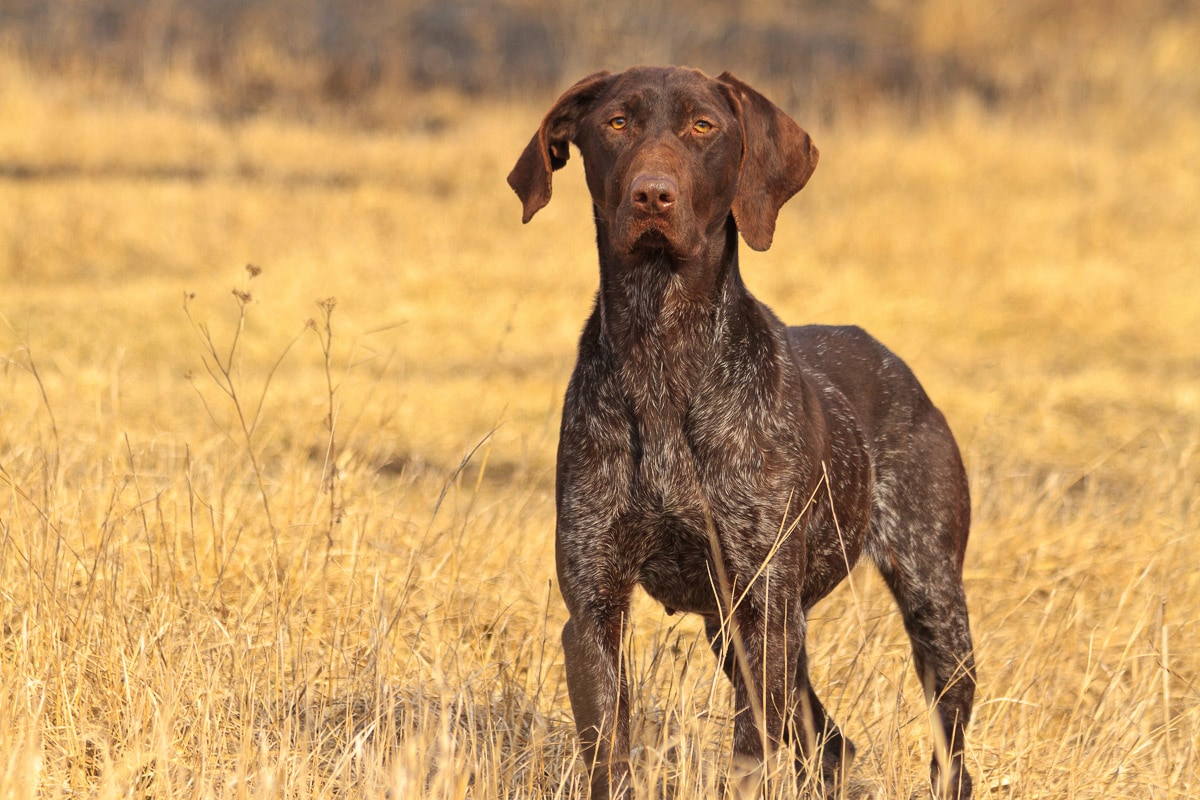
1, 44, 1197, 799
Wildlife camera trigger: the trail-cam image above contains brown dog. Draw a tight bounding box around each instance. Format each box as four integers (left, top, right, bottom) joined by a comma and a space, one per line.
509, 66, 976, 799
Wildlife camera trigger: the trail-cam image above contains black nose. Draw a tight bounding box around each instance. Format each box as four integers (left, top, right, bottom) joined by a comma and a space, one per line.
629, 175, 678, 214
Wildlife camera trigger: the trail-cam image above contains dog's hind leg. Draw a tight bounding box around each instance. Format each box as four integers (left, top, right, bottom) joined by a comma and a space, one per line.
871, 509, 976, 798
886, 567, 975, 799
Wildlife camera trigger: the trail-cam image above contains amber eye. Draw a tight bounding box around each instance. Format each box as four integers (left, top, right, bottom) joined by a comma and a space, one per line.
609, 116, 628, 130
693, 119, 714, 133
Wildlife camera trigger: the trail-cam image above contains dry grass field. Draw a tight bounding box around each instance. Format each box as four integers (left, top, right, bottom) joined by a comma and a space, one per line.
1, 19, 1198, 798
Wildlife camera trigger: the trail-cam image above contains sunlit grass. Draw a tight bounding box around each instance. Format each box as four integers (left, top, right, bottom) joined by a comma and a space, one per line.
1, 52, 1196, 798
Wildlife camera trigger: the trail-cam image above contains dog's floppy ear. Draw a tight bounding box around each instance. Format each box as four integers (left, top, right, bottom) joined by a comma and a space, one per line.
717, 72, 819, 252
508, 71, 613, 223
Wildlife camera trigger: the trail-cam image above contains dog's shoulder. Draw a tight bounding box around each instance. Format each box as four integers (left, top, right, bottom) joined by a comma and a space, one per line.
786, 324, 939, 437
786, 324, 902, 383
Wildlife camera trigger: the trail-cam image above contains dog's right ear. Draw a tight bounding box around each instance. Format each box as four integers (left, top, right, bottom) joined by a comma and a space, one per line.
508, 71, 613, 223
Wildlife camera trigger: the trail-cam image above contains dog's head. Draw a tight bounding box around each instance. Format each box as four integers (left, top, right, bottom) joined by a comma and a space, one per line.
508, 66, 818, 259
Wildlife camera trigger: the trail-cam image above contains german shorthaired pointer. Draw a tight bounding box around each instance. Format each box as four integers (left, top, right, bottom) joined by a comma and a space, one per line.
508, 66, 976, 799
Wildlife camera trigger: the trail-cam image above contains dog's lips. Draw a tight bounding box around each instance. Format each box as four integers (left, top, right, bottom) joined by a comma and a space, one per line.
620, 210, 696, 259
632, 228, 670, 251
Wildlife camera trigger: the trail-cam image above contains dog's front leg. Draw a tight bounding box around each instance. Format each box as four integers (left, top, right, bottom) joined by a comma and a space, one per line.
562, 609, 631, 800
724, 591, 804, 792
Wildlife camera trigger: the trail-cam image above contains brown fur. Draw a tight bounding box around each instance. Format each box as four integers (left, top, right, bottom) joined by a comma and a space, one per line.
509, 66, 976, 799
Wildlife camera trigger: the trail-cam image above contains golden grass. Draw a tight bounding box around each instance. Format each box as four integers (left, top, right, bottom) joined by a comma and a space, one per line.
1, 54, 1197, 798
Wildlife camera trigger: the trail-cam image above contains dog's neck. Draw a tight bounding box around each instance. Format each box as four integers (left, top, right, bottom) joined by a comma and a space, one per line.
593, 214, 747, 412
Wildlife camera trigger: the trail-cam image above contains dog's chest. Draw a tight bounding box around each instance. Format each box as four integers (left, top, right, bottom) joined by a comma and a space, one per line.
561, 298, 832, 610
613, 380, 792, 616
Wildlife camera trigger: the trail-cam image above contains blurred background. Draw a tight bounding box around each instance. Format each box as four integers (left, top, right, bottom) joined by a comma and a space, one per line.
3, 0, 1197, 122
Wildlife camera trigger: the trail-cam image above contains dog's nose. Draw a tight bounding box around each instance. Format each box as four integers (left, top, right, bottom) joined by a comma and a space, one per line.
630, 175, 678, 215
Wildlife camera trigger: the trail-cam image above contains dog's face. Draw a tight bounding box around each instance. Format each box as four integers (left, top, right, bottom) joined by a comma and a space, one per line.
509, 66, 819, 256
572, 67, 744, 261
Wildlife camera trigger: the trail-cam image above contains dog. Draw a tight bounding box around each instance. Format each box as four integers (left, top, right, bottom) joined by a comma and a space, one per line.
508, 66, 976, 799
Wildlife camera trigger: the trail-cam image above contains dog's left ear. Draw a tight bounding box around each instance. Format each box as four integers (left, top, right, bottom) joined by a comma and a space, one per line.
717, 72, 819, 252
508, 71, 613, 224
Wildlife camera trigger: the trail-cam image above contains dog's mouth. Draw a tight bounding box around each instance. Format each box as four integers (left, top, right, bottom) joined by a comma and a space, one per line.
632, 228, 671, 252
621, 216, 696, 261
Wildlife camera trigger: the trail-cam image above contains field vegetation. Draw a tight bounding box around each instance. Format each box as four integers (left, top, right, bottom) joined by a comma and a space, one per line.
1, 2, 1198, 797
